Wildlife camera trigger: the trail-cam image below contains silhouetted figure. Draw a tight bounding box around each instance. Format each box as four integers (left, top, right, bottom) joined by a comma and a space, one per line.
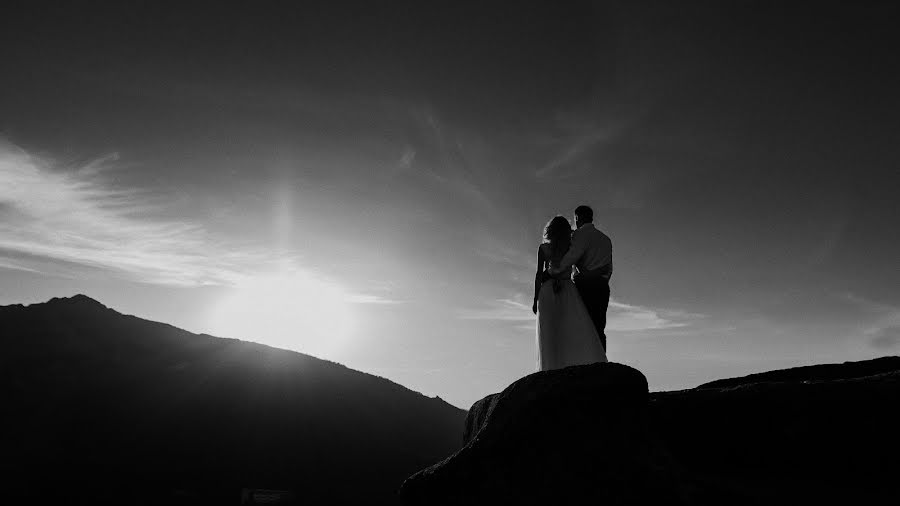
549, 205, 612, 351
533, 215, 607, 370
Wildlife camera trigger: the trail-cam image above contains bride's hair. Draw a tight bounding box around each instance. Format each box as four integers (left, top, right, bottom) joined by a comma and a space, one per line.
543, 215, 573, 259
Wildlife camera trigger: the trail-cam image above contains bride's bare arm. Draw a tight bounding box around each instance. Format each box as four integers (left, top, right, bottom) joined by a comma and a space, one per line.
533, 246, 546, 314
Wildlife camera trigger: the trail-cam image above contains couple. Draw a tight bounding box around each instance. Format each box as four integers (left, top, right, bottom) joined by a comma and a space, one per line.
532, 205, 612, 371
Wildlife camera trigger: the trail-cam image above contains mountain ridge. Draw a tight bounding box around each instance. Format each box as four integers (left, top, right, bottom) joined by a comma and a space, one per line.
2, 294, 466, 505
5, 293, 459, 408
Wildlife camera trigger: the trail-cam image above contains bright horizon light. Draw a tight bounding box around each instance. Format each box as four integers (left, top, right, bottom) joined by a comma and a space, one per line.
207, 271, 356, 359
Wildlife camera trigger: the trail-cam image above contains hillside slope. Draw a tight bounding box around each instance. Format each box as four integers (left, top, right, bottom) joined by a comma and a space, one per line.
1, 295, 466, 505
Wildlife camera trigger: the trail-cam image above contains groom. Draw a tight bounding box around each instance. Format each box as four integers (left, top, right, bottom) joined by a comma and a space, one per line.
549, 205, 613, 351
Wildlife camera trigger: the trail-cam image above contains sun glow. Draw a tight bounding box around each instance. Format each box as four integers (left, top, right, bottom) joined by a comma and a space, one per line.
208, 272, 355, 358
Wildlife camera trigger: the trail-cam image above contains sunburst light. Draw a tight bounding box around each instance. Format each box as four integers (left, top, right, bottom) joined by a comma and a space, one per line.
208, 271, 355, 358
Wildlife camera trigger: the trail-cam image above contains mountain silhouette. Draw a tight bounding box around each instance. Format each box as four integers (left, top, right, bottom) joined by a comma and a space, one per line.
1, 295, 465, 505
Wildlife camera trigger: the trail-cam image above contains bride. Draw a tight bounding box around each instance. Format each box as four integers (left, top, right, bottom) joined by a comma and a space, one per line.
532, 215, 608, 371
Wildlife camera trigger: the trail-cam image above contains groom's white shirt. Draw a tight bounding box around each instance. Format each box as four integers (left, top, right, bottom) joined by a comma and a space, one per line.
556, 223, 612, 279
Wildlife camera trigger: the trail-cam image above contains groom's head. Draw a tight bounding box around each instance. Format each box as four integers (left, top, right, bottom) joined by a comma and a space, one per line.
574, 205, 593, 229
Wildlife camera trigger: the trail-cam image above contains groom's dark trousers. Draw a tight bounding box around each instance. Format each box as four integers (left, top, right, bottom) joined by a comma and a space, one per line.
574, 268, 610, 351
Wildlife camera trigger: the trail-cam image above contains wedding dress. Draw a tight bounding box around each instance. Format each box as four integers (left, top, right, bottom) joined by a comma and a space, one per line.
537, 244, 608, 371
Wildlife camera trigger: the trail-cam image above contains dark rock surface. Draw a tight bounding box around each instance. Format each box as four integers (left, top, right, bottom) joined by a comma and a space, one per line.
649, 361, 900, 505
1, 295, 466, 505
696, 355, 900, 389
401, 363, 687, 505
402, 357, 900, 505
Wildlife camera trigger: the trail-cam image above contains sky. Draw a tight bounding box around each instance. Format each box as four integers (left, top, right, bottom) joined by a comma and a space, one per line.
2, 2, 899, 408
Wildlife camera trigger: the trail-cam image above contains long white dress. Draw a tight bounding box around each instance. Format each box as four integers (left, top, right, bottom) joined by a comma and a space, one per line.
537, 243, 608, 371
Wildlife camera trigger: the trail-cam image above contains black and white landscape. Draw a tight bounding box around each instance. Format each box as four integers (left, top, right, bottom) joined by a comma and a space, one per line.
2, 2, 899, 505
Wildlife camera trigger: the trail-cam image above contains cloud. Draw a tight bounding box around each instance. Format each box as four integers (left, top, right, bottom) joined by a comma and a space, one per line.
407, 107, 508, 217
864, 315, 900, 350
473, 242, 534, 274
458, 293, 702, 333
0, 143, 297, 288
841, 293, 900, 350
457, 297, 535, 322
0, 257, 42, 274
608, 300, 703, 331
344, 293, 405, 305
0, 141, 286, 285
870, 326, 900, 349
397, 147, 416, 171
534, 128, 608, 179
0, 141, 400, 305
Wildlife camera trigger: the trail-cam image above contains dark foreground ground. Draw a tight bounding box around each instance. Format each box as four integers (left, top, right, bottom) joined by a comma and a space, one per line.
401, 357, 900, 505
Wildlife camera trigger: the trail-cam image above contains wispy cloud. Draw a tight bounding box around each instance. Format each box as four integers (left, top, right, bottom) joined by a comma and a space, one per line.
0, 141, 287, 285
344, 293, 405, 305
0, 257, 42, 274
871, 326, 900, 349
841, 293, 900, 350
457, 292, 702, 333
533, 99, 651, 180
458, 297, 535, 322
607, 300, 702, 331
534, 128, 609, 179
397, 147, 416, 171
407, 107, 506, 217
473, 243, 534, 271
0, 141, 403, 303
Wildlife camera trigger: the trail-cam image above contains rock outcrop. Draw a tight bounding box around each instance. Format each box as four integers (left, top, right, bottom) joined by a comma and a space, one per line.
401, 357, 900, 505
400, 362, 687, 505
